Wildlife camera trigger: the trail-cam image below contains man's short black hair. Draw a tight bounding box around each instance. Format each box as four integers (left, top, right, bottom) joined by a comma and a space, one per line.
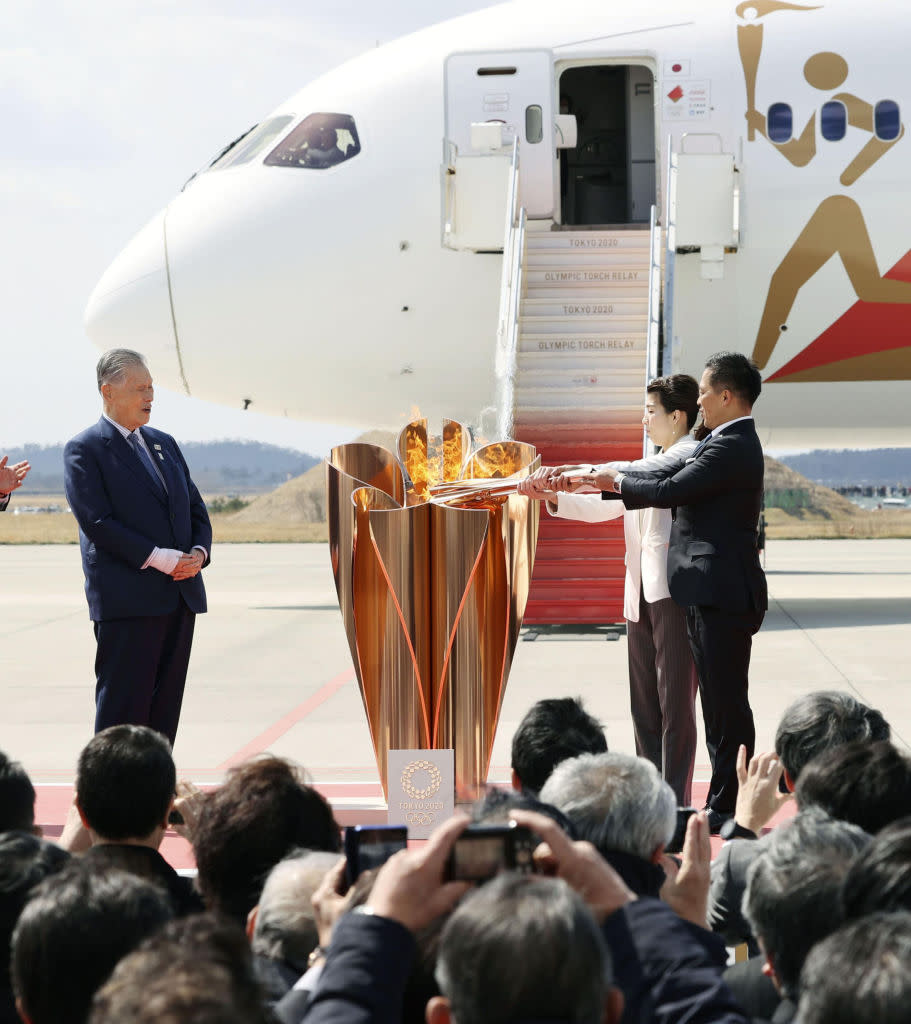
704, 351, 762, 406
193, 756, 341, 925
775, 691, 890, 782
798, 912, 911, 1024
76, 725, 176, 840
511, 698, 607, 794
11, 864, 172, 1024
0, 751, 36, 833
795, 740, 911, 834
0, 834, 70, 1020
841, 818, 911, 921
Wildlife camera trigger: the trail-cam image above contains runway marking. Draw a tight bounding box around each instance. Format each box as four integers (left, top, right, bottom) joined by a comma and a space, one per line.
217, 667, 356, 769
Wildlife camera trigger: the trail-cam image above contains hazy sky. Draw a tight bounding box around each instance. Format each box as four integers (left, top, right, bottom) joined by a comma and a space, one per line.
0, 0, 496, 455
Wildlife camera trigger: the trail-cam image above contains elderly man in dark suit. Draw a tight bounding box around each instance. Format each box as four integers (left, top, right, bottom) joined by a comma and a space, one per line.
0, 455, 30, 511
64, 349, 211, 746
562, 352, 767, 832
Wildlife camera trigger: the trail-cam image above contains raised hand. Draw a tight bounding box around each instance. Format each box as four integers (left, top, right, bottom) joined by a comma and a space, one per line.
734, 746, 793, 834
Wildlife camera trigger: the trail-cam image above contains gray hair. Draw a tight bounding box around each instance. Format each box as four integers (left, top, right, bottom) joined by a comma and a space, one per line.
96, 349, 148, 392
540, 752, 676, 860
743, 808, 870, 998
774, 690, 889, 782
435, 873, 610, 1024
251, 850, 340, 971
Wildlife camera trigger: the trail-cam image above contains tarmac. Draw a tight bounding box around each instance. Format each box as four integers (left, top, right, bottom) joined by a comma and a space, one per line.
3, 539, 910, 855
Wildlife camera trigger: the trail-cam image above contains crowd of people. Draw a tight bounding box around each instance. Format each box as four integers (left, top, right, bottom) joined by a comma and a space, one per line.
3, 690, 911, 1024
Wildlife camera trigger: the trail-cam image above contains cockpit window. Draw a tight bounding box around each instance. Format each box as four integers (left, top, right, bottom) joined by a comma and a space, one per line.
209, 116, 296, 170
264, 113, 361, 169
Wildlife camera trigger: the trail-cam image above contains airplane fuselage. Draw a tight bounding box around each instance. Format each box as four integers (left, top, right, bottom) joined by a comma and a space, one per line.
85, 0, 911, 448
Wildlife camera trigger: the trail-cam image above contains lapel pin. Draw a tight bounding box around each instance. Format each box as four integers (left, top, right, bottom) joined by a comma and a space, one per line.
153, 444, 162, 450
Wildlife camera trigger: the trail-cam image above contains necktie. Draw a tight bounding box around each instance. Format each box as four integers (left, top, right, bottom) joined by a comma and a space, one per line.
690, 434, 713, 460
128, 433, 167, 496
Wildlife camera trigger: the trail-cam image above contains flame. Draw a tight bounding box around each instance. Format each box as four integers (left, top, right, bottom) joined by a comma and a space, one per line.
467, 442, 522, 480
398, 420, 527, 505
402, 422, 430, 501
442, 421, 464, 483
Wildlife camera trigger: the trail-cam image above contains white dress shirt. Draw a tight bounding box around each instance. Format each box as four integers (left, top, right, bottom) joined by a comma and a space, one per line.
103, 414, 207, 574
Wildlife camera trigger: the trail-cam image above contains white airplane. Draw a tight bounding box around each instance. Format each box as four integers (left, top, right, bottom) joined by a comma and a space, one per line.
85, 0, 911, 451
84, 0, 911, 620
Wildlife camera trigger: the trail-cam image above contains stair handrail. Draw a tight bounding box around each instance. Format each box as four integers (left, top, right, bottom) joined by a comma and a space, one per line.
495, 139, 526, 439
663, 134, 679, 377
644, 204, 662, 457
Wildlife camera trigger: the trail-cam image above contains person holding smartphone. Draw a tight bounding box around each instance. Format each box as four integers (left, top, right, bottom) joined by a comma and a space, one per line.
519, 375, 700, 805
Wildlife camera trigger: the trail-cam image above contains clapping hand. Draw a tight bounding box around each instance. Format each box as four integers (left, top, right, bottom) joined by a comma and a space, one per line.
0, 456, 30, 496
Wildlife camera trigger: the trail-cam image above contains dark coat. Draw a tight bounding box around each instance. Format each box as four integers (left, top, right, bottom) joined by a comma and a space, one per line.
612, 419, 767, 614
64, 417, 211, 620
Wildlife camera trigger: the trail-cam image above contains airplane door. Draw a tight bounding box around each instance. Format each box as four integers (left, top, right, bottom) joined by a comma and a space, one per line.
445, 51, 555, 219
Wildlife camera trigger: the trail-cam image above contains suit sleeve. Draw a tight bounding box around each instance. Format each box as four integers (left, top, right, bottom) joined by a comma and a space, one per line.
602, 446, 693, 475
64, 437, 159, 568
298, 913, 415, 1024
603, 899, 750, 1024
619, 437, 757, 511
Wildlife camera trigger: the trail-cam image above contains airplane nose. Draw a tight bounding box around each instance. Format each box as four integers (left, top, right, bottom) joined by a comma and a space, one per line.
84, 209, 185, 387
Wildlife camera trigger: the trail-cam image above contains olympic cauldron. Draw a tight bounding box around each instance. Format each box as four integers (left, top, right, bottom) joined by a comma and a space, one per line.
327, 419, 540, 796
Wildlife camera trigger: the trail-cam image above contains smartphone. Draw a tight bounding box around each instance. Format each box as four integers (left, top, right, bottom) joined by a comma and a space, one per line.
344, 824, 408, 886
666, 807, 697, 854
167, 809, 184, 826
445, 823, 538, 883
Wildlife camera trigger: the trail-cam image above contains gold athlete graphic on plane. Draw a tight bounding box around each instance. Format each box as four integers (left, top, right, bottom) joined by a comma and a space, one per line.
738, 0, 911, 379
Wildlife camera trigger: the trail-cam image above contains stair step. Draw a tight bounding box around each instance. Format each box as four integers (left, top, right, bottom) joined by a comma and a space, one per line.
524, 286, 649, 302
532, 451, 643, 471
525, 268, 649, 287
526, 250, 650, 267
511, 387, 638, 407
519, 317, 646, 335
519, 334, 645, 354
537, 518, 624, 539
521, 298, 649, 318
516, 365, 646, 384
526, 232, 649, 250
523, 598, 625, 625
531, 556, 625, 580
516, 406, 643, 425
536, 536, 626, 559
517, 352, 647, 374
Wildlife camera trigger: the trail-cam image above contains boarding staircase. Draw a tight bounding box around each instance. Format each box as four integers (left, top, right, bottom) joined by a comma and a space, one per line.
494, 154, 662, 624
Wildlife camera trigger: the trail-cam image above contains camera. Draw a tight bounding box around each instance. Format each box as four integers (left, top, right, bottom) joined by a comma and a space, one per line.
445, 822, 538, 882
666, 807, 697, 855
344, 824, 408, 886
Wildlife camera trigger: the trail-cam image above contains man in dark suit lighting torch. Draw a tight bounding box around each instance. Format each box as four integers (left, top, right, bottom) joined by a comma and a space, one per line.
521, 352, 766, 832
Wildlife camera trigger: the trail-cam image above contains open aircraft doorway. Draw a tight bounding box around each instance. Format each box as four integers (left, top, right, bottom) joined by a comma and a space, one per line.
557, 64, 657, 228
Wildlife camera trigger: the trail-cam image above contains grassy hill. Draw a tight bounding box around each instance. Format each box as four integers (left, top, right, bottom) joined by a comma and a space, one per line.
1, 441, 908, 543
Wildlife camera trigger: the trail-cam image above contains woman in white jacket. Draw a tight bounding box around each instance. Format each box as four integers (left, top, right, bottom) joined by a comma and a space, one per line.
522, 375, 701, 805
